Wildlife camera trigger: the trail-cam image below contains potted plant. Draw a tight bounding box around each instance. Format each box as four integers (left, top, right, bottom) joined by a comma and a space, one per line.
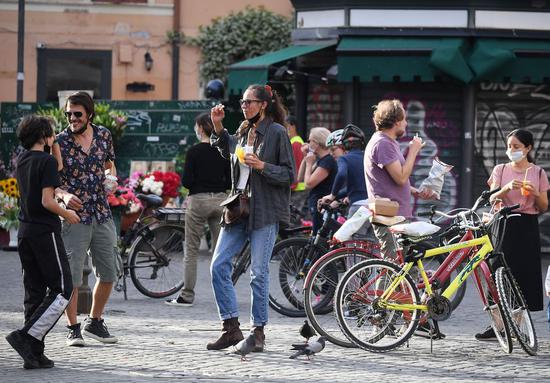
0, 191, 20, 249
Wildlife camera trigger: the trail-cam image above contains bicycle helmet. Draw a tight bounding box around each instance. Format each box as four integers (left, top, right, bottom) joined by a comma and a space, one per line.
341, 123, 366, 150
326, 129, 344, 147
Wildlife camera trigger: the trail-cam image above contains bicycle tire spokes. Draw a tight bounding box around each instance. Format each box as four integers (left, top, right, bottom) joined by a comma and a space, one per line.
129, 224, 185, 298
335, 260, 421, 352
495, 267, 538, 356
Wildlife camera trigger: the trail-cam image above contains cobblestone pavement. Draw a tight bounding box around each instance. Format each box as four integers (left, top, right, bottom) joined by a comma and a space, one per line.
1, 248, 550, 383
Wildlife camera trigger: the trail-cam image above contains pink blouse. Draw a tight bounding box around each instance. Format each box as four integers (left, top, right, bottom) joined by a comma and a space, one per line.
488, 163, 550, 214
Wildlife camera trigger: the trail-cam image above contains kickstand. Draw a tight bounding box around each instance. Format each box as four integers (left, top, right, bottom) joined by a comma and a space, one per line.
428, 319, 442, 353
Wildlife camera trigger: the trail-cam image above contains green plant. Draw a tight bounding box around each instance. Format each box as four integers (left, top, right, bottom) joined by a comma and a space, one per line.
0, 191, 19, 230
187, 6, 292, 84
93, 103, 127, 150
37, 107, 66, 133
39, 103, 127, 150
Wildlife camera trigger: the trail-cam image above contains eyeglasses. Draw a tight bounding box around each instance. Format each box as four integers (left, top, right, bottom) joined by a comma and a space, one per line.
239, 99, 262, 107
65, 111, 84, 119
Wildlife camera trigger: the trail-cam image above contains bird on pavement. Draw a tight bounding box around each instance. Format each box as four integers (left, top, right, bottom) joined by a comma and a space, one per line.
289, 336, 326, 360
234, 332, 255, 361
299, 320, 316, 342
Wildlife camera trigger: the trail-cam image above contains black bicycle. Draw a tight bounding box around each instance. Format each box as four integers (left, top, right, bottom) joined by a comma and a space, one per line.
115, 193, 185, 299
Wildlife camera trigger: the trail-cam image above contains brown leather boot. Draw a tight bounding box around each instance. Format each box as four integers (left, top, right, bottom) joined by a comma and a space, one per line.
252, 326, 265, 352
206, 318, 244, 350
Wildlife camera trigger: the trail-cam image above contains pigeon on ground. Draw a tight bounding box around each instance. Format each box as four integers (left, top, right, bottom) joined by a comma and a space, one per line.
234, 332, 255, 361
299, 320, 316, 342
289, 336, 326, 360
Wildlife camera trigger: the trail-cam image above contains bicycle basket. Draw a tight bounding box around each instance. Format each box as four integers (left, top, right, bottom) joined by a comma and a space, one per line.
486, 214, 507, 253
153, 207, 185, 224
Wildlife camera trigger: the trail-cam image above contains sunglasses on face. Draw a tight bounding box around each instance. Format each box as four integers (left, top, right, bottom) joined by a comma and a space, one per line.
65, 111, 83, 119
239, 99, 262, 107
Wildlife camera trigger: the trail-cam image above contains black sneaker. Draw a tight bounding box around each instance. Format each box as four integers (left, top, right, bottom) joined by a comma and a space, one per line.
66, 323, 85, 347
475, 326, 496, 341
165, 296, 194, 307
5, 330, 40, 369
35, 353, 54, 368
83, 317, 118, 344
414, 323, 446, 339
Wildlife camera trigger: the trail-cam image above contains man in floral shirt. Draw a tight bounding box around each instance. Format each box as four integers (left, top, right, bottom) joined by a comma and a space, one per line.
54, 91, 119, 347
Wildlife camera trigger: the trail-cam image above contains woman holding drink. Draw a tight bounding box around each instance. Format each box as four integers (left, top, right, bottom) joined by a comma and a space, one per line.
476, 129, 549, 340
206, 84, 294, 352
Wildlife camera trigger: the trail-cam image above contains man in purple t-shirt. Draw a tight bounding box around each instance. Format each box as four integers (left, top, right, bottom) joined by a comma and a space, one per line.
364, 99, 435, 260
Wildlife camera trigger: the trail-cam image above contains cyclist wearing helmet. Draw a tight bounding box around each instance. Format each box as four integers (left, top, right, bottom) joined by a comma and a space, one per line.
320, 124, 368, 232
326, 129, 345, 159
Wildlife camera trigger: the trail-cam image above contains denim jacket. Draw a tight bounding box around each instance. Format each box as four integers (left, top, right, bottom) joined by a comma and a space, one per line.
210, 118, 295, 230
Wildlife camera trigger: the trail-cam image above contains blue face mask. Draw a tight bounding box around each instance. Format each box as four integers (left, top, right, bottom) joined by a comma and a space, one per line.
506, 149, 524, 163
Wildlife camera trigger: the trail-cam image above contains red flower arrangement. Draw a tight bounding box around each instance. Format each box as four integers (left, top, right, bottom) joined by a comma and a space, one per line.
151, 171, 181, 198
107, 185, 142, 214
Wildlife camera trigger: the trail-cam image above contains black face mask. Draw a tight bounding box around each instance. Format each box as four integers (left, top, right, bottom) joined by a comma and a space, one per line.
43, 144, 51, 154
247, 111, 261, 125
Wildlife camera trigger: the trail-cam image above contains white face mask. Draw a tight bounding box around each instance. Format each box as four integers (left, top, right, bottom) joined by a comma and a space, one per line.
194, 127, 201, 141
506, 149, 524, 163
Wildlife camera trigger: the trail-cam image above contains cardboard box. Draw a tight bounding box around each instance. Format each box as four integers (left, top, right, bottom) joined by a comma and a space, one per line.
368, 198, 399, 217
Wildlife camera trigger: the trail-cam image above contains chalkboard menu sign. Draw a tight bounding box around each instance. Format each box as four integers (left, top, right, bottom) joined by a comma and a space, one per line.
0, 100, 242, 178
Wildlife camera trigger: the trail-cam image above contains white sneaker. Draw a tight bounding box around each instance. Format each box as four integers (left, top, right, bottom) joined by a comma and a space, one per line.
165, 296, 193, 307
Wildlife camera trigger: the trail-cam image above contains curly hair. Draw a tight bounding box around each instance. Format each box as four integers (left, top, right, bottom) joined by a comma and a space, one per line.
372, 99, 405, 131
17, 114, 55, 150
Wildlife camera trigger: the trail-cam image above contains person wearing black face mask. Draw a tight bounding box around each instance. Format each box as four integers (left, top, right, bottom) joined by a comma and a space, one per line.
206, 84, 294, 353
54, 91, 120, 347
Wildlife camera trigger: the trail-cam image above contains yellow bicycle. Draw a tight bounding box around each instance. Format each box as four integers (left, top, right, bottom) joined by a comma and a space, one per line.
334, 190, 538, 355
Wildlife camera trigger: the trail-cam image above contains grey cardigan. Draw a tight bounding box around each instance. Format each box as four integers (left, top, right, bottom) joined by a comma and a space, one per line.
210, 118, 295, 230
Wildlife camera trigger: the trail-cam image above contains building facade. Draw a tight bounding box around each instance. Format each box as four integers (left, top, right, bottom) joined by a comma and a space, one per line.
0, 0, 292, 102
227, 0, 550, 251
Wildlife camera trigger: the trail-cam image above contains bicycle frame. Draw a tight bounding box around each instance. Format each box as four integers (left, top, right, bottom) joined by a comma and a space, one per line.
380, 234, 494, 312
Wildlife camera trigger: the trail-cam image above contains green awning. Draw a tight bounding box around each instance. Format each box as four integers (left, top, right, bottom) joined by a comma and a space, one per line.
337, 37, 473, 83
469, 39, 550, 82
227, 43, 335, 94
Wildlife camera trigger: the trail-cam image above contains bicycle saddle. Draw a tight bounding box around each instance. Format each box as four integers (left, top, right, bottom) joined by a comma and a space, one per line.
136, 193, 163, 208
389, 221, 441, 237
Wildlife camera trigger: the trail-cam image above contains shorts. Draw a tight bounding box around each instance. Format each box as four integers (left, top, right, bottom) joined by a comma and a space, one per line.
62, 217, 119, 287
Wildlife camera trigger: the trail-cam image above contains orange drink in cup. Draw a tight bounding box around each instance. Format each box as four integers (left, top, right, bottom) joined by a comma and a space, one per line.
521, 181, 530, 196
521, 167, 532, 196
235, 146, 245, 163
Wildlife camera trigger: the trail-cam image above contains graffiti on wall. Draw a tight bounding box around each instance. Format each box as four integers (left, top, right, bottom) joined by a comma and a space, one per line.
398, 99, 460, 215
475, 83, 550, 250
307, 84, 344, 131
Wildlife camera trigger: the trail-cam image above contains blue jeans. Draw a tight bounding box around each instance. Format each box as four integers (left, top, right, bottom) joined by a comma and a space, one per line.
210, 221, 278, 326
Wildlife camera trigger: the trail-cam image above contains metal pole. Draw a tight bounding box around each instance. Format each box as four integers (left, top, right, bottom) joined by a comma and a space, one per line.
16, 0, 25, 102
171, 0, 181, 100
460, 84, 476, 207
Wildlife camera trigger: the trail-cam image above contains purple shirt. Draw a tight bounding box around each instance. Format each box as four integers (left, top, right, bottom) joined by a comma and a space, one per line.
364, 131, 412, 218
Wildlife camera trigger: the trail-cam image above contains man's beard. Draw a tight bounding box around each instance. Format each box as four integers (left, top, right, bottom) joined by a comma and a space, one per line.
70, 119, 88, 135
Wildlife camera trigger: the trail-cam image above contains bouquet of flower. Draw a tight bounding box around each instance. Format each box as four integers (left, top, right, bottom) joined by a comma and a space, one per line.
141, 175, 164, 196
107, 184, 142, 214
0, 178, 20, 198
151, 171, 181, 198
0, 191, 19, 230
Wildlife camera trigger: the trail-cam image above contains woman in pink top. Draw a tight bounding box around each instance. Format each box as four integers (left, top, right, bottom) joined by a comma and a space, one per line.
476, 129, 549, 341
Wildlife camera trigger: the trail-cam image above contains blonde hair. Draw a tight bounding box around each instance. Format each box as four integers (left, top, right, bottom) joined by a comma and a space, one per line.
309, 127, 331, 149
373, 99, 405, 131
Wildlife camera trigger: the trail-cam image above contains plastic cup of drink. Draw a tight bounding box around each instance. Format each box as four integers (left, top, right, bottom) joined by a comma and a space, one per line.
521, 181, 530, 196
104, 175, 118, 195
235, 146, 245, 163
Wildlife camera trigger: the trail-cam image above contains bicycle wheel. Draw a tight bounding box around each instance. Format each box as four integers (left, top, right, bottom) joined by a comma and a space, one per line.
304, 248, 375, 347
473, 263, 513, 353
128, 223, 185, 298
231, 243, 250, 285
335, 259, 421, 352
268, 237, 328, 317
495, 267, 538, 355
